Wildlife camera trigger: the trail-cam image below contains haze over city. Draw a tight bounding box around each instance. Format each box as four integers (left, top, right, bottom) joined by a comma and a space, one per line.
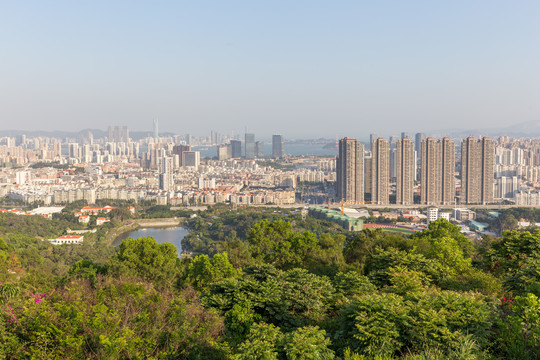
2, 1, 540, 137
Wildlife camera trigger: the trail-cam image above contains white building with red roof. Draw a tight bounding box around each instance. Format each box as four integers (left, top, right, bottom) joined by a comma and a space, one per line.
49, 235, 84, 245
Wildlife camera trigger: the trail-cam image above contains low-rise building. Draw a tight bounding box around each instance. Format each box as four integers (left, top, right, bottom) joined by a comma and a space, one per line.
49, 234, 84, 245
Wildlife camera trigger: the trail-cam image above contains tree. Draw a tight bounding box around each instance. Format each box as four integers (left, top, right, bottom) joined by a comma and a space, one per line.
234, 323, 334, 360
0, 238, 8, 275
500, 213, 519, 232
484, 230, 540, 295
109, 207, 132, 222
235, 322, 281, 360
336, 293, 411, 358
497, 293, 540, 360
333, 271, 377, 298
109, 236, 179, 286
185, 252, 239, 292
410, 219, 474, 259
247, 219, 321, 269
282, 326, 334, 360
207, 266, 335, 330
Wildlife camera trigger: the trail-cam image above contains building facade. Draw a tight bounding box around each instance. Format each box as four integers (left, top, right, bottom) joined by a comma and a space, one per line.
272, 135, 284, 158
396, 137, 414, 205
420, 137, 455, 205
370, 137, 389, 205
336, 137, 364, 203
461, 136, 494, 204
245, 133, 255, 159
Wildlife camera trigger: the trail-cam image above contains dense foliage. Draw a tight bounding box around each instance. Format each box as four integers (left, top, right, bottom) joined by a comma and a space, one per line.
1, 208, 539, 359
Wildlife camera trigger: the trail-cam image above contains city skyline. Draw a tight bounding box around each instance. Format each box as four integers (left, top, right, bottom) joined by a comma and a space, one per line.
2, 2, 540, 137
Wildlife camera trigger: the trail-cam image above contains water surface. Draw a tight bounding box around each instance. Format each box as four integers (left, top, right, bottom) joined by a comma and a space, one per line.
114, 227, 189, 256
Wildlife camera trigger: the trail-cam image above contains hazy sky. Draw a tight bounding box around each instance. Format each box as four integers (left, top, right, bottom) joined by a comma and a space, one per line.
1, 1, 540, 138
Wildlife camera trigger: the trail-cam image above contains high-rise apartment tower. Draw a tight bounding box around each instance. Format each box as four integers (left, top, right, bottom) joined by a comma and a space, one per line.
396, 137, 415, 205
370, 137, 389, 205
461, 136, 494, 204
420, 137, 455, 205
336, 138, 364, 203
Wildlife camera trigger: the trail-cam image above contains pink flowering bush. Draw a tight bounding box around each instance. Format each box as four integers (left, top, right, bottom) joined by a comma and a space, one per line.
30, 292, 47, 304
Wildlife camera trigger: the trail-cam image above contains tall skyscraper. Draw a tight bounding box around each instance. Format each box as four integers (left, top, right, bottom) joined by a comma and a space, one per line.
245, 133, 255, 159
172, 144, 191, 166
371, 137, 389, 205
255, 141, 264, 158
153, 119, 159, 140
230, 140, 242, 158
336, 138, 364, 203
461, 136, 494, 204
217, 144, 232, 160
159, 156, 174, 191
420, 137, 455, 205
415, 133, 426, 157
440, 137, 456, 205
272, 135, 284, 158
396, 137, 414, 205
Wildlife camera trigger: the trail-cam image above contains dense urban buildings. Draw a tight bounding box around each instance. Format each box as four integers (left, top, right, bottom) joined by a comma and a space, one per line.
2, 128, 538, 207
461, 136, 494, 204
336, 137, 364, 203
272, 135, 284, 158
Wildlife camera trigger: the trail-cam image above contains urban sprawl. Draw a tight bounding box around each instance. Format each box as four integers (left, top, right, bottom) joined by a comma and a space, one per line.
1, 125, 540, 240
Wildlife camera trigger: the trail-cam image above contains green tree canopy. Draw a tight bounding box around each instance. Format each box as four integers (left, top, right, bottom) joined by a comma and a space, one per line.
109, 236, 179, 286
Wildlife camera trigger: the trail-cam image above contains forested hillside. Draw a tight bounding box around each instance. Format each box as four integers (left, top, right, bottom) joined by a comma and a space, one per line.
1, 209, 539, 359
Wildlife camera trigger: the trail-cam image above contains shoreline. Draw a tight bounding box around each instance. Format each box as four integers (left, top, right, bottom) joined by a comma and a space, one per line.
106, 217, 186, 246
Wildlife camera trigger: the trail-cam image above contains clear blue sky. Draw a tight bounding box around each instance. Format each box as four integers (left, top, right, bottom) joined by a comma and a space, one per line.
1, 1, 539, 138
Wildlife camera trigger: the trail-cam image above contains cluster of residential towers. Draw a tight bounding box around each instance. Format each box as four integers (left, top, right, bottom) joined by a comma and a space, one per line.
336, 135, 495, 205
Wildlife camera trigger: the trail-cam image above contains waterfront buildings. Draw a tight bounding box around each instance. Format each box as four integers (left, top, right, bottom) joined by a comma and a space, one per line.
272, 135, 284, 158
230, 140, 242, 158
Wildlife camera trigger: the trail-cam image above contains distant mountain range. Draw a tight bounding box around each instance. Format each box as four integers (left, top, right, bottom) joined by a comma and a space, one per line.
430, 120, 540, 139
0, 129, 175, 141
1, 120, 540, 140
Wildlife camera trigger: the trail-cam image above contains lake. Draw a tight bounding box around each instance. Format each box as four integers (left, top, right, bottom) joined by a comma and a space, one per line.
113, 227, 189, 256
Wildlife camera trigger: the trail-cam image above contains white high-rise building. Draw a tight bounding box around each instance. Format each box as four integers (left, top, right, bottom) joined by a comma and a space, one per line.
159, 156, 174, 191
